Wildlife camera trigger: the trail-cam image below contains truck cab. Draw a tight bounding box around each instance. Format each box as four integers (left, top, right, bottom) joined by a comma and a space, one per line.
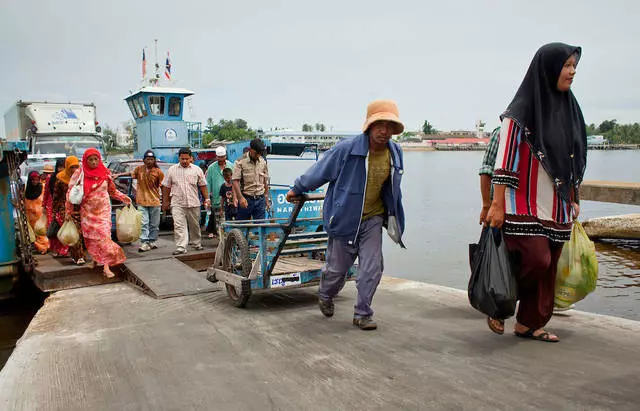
4, 101, 106, 178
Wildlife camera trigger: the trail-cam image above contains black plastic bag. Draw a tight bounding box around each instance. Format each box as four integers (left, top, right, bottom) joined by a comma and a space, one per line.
468, 228, 518, 320
46, 219, 61, 239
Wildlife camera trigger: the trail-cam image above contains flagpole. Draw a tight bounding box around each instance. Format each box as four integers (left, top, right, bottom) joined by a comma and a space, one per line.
154, 39, 160, 86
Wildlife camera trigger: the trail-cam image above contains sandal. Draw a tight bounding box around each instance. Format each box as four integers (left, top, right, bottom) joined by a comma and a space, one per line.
74, 258, 86, 265
487, 317, 505, 335
514, 328, 559, 343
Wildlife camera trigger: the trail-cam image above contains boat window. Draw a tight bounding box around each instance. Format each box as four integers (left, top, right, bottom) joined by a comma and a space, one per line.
168, 97, 181, 117
127, 100, 138, 118
149, 96, 165, 116
137, 97, 148, 117
132, 99, 143, 118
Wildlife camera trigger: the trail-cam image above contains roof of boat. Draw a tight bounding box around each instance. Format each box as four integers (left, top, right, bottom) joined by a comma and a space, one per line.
125, 86, 194, 99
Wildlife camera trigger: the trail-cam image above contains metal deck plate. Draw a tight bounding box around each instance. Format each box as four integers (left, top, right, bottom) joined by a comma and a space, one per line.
123, 257, 218, 299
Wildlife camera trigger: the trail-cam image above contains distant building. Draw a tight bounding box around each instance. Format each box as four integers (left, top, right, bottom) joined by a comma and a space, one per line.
117, 131, 133, 147
587, 135, 608, 146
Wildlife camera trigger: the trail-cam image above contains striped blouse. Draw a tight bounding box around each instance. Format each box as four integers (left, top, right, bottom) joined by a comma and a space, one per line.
492, 117, 573, 242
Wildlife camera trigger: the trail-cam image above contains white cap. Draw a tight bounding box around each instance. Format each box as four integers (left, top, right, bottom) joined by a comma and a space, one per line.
215, 146, 227, 156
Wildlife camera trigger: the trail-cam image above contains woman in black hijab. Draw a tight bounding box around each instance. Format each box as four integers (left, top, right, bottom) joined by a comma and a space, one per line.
486, 43, 587, 342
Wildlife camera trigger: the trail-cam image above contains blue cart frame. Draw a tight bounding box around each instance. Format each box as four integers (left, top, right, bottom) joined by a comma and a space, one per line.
207, 193, 357, 307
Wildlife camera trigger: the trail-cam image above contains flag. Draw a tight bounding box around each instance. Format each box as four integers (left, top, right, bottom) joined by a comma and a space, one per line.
142, 49, 147, 79
165, 52, 171, 80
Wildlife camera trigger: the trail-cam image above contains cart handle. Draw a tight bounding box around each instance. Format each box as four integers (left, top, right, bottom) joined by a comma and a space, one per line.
288, 192, 326, 203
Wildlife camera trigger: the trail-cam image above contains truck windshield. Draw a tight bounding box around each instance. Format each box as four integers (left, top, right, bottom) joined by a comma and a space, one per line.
33, 136, 105, 158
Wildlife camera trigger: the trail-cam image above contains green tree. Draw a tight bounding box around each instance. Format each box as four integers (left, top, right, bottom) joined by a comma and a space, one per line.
234, 118, 248, 129
422, 120, 436, 134
315, 123, 326, 132
598, 119, 617, 134
203, 118, 256, 145
589, 119, 640, 144
302, 123, 313, 132
585, 123, 597, 135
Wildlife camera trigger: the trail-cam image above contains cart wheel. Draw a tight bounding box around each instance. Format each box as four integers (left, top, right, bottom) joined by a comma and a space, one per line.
223, 228, 252, 307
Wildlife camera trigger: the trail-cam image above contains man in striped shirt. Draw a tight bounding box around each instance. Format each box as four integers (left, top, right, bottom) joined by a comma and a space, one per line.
162, 147, 210, 255
478, 127, 500, 224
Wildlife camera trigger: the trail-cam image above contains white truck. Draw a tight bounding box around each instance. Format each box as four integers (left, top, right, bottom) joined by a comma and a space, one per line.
3, 101, 106, 176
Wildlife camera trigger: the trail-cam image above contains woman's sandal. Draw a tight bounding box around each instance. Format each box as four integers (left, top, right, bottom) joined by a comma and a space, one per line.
514, 328, 559, 343
487, 317, 505, 335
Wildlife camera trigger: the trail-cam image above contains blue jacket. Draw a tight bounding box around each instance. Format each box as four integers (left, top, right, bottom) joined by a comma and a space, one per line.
292, 133, 405, 247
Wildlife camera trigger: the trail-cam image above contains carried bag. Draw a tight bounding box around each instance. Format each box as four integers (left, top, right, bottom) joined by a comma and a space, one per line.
116, 204, 142, 243
46, 219, 61, 239
27, 221, 36, 243
69, 171, 84, 205
57, 220, 80, 246
554, 221, 599, 308
33, 213, 48, 236
468, 228, 518, 320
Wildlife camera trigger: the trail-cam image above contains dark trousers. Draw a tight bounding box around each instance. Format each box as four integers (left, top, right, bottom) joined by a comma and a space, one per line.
505, 235, 563, 330
319, 216, 384, 318
237, 196, 266, 220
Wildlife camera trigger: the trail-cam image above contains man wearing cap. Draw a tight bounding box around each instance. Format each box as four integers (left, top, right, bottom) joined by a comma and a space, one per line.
162, 147, 210, 255
232, 138, 270, 221
205, 146, 234, 237
285, 100, 406, 330
131, 150, 165, 252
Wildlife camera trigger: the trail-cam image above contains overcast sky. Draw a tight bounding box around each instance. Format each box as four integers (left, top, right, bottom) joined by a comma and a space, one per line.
1, 0, 638, 134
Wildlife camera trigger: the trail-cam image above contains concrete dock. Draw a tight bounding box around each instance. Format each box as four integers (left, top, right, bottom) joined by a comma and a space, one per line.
0, 277, 638, 410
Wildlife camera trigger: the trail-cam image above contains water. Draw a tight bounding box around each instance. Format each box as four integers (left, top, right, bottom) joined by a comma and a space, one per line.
0, 283, 45, 369
270, 150, 640, 321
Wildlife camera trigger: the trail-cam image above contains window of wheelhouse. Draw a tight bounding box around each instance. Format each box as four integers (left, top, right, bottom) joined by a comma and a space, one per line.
149, 96, 165, 116
137, 97, 148, 117
132, 99, 143, 118
127, 100, 139, 118
168, 97, 182, 117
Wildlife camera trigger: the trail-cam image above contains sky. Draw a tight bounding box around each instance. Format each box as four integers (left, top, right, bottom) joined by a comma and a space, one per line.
1, 0, 638, 134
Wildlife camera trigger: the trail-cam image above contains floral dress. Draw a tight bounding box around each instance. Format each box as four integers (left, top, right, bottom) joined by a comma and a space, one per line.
67, 170, 129, 266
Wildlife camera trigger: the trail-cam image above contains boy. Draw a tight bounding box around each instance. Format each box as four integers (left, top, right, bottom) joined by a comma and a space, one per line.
219, 168, 237, 222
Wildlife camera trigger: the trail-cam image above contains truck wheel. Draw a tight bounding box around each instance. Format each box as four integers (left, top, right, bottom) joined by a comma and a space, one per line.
223, 229, 251, 307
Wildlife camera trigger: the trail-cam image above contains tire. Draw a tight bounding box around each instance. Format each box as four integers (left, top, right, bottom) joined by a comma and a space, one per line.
223, 228, 252, 307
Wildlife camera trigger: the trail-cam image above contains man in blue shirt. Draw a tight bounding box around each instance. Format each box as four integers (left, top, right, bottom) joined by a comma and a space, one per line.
286, 100, 406, 330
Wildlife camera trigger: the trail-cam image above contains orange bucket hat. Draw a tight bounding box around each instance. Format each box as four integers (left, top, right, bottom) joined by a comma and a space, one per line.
362, 100, 404, 135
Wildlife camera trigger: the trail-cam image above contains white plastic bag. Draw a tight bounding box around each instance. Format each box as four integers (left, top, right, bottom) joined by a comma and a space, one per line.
33, 213, 48, 236
69, 171, 84, 205
57, 220, 80, 246
116, 204, 142, 243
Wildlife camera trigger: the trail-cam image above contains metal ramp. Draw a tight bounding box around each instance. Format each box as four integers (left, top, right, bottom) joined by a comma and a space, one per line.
123, 257, 218, 299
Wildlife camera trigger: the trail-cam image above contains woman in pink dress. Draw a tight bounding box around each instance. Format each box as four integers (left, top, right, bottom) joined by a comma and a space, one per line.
66, 149, 131, 278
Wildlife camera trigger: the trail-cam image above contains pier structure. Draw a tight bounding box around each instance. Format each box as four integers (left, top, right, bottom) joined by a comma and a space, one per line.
0, 277, 638, 410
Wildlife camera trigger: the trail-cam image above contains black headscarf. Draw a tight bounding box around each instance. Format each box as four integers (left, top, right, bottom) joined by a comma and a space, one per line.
25, 171, 43, 200
48, 158, 65, 196
501, 42, 587, 202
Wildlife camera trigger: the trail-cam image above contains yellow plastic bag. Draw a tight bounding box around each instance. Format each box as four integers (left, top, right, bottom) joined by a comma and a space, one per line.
27, 221, 36, 243
57, 220, 80, 246
34, 213, 48, 236
555, 221, 599, 308
116, 204, 142, 243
